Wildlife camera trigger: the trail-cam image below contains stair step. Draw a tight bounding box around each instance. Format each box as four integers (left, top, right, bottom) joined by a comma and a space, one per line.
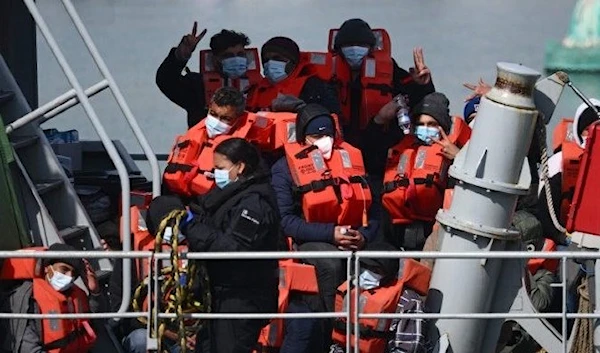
11, 135, 39, 150
34, 179, 64, 195
58, 225, 89, 242
0, 90, 14, 107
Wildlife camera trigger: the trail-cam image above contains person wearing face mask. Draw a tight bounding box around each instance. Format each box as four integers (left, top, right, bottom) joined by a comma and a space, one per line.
330, 242, 431, 353
173, 137, 280, 353
1, 243, 104, 353
381, 92, 456, 251
163, 87, 271, 198
538, 99, 600, 245
245, 36, 340, 114
156, 22, 259, 128
327, 19, 435, 176
271, 104, 379, 351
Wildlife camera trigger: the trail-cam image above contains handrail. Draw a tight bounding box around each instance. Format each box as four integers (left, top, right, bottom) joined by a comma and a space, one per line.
59, 0, 161, 198
21, 0, 132, 322
1, 249, 598, 353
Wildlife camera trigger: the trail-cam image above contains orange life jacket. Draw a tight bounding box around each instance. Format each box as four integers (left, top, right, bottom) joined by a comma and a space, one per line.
163, 113, 257, 197
199, 48, 262, 102
560, 139, 584, 223
246, 52, 332, 112
122, 206, 188, 282
0, 248, 97, 353
255, 259, 319, 352
527, 239, 559, 274
332, 258, 431, 353
382, 135, 450, 224
448, 116, 472, 148
284, 141, 372, 227
327, 28, 394, 130
552, 118, 576, 153
249, 111, 344, 152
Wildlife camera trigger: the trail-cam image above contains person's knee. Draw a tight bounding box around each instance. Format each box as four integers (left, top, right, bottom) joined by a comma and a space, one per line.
298, 243, 343, 271
122, 328, 147, 353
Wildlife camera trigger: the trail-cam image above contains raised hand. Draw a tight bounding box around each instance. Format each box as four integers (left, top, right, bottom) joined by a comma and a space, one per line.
433, 127, 460, 160
175, 21, 208, 61
409, 47, 432, 85
82, 259, 100, 295
463, 77, 492, 101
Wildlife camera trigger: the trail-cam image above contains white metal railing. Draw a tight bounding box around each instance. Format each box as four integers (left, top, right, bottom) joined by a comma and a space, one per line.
0, 250, 598, 353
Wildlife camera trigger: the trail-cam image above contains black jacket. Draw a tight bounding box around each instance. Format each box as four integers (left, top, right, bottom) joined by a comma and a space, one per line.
156, 48, 207, 128
344, 59, 435, 177
184, 173, 281, 291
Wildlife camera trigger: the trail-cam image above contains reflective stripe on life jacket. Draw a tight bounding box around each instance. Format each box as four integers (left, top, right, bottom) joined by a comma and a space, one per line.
246, 52, 331, 112
527, 239, 559, 274
199, 48, 262, 102
33, 278, 97, 353
331, 258, 431, 353
284, 141, 372, 227
249, 112, 344, 152
327, 28, 394, 130
163, 113, 257, 197
560, 140, 583, 223
382, 135, 450, 224
255, 259, 319, 352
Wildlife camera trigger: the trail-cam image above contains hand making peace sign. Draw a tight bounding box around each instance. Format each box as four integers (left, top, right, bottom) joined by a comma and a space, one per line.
175, 21, 208, 61
409, 47, 432, 85
433, 127, 460, 160
463, 77, 492, 101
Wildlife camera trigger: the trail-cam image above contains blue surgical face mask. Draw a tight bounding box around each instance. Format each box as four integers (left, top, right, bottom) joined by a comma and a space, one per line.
214, 166, 235, 189
341, 46, 370, 69
205, 114, 233, 138
221, 56, 248, 79
263, 60, 288, 83
356, 268, 384, 290
415, 126, 440, 145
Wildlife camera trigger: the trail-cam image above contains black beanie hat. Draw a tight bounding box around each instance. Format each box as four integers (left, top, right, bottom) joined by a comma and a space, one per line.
413, 92, 452, 134
146, 195, 186, 236
334, 18, 376, 51
296, 104, 335, 144
359, 242, 400, 282
43, 243, 84, 278
261, 36, 301, 63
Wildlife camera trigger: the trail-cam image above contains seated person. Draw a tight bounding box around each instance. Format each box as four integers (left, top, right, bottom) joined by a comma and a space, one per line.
2, 243, 105, 353
246, 37, 340, 114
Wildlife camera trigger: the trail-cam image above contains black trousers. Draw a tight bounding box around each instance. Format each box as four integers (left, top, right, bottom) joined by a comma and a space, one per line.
196, 291, 274, 353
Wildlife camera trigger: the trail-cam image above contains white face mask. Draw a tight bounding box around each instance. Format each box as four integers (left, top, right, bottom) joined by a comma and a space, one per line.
356, 268, 384, 290
48, 267, 74, 292
312, 136, 334, 160
205, 114, 233, 138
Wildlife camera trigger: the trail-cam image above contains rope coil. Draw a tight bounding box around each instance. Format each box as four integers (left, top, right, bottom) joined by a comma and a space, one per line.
131, 209, 210, 353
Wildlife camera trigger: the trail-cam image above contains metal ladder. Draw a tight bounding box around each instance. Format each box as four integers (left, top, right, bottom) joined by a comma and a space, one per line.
0, 0, 160, 317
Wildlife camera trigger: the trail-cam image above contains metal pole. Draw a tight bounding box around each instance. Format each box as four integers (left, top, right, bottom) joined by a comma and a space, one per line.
5, 80, 108, 134
426, 62, 542, 353
21, 0, 132, 319
40, 80, 109, 124
59, 0, 161, 198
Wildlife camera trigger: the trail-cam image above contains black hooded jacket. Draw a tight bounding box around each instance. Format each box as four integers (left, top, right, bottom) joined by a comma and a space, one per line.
184, 172, 281, 292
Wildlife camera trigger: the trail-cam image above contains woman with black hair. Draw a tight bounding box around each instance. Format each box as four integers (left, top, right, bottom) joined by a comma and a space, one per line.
181, 137, 281, 353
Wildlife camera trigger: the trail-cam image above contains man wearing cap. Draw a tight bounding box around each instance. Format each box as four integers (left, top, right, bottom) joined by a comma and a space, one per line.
245, 36, 340, 114
328, 18, 435, 175
4, 243, 104, 353
381, 92, 457, 251
271, 104, 378, 351
156, 23, 257, 128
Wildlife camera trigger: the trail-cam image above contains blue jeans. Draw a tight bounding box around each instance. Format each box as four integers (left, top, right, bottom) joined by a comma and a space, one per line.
122, 328, 181, 353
